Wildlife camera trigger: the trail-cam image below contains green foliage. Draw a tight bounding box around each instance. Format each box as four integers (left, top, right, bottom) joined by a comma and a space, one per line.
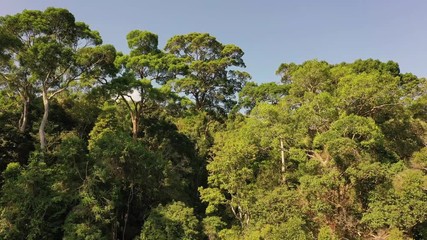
0, 7, 114, 149
318, 226, 338, 240
277, 59, 332, 96
238, 81, 290, 113
140, 201, 201, 240
313, 114, 384, 169
127, 30, 159, 55
138, 116, 198, 203
351, 59, 400, 76
0, 151, 77, 239
199, 58, 427, 239
362, 168, 427, 231
388, 227, 406, 240
65, 127, 166, 239
0, 120, 33, 170
337, 71, 401, 122
410, 147, 427, 171
109, 29, 184, 139
0, 9, 426, 239
165, 32, 250, 114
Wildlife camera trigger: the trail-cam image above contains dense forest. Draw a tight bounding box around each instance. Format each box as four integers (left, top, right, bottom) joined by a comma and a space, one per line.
0, 8, 426, 240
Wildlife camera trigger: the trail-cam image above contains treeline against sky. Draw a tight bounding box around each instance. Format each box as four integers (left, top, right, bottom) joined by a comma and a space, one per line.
0, 8, 426, 240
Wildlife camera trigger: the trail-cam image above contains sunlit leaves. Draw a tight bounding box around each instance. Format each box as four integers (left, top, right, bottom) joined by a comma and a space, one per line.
140, 201, 201, 240
165, 32, 250, 114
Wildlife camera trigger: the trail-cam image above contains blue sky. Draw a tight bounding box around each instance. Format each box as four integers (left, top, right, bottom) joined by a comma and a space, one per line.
1, 0, 426, 82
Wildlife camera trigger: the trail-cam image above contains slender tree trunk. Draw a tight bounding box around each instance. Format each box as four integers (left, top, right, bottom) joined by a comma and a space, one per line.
19, 98, 30, 133
280, 137, 286, 183
131, 114, 139, 140
112, 221, 117, 240
122, 185, 133, 240
39, 88, 49, 150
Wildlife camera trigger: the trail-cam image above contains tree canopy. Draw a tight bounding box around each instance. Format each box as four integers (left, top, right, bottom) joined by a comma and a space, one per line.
0, 8, 426, 240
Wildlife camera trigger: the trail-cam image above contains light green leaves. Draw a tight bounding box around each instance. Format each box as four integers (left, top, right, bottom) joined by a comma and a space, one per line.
140, 202, 201, 240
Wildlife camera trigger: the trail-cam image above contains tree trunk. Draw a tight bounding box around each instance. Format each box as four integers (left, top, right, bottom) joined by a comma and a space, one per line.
122, 185, 134, 240
19, 98, 30, 133
280, 138, 286, 183
39, 88, 49, 150
131, 114, 139, 140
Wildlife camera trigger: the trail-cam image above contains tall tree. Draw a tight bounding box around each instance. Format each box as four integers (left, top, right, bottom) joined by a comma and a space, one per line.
165, 33, 250, 115
111, 30, 183, 139
0, 11, 36, 133
0, 8, 114, 150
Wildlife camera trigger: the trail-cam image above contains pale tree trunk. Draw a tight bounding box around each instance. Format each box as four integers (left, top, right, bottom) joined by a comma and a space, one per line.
280, 137, 286, 184
39, 88, 49, 150
120, 95, 140, 140
131, 114, 139, 140
18, 98, 30, 133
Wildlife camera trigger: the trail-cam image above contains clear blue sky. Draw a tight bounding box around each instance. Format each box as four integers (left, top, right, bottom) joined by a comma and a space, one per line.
1, 0, 426, 82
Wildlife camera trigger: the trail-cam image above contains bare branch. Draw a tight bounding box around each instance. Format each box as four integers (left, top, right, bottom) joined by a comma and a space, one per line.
48, 87, 66, 100
120, 94, 134, 113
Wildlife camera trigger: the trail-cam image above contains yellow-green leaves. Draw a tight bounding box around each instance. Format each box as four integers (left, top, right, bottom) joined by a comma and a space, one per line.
140, 202, 201, 240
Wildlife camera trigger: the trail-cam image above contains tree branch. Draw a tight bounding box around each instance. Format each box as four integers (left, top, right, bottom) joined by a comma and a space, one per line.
120, 94, 134, 113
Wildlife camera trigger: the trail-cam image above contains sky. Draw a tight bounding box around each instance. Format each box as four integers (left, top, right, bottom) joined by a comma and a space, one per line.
1, 0, 426, 82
